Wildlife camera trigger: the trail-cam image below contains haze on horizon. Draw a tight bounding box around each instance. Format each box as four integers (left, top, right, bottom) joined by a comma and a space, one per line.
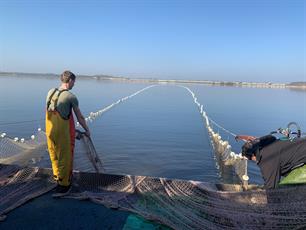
0, 0, 305, 83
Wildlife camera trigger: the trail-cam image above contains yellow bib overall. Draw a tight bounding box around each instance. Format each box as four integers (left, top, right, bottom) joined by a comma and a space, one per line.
45, 89, 75, 186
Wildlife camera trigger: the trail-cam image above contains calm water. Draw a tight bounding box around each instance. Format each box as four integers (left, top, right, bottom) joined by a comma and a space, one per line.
0, 76, 305, 185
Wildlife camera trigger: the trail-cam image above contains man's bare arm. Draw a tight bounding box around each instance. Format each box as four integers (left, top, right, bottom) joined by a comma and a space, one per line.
235, 135, 257, 142
73, 107, 90, 137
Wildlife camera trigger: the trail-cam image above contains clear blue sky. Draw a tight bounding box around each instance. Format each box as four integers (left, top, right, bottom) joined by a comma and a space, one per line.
0, 0, 305, 82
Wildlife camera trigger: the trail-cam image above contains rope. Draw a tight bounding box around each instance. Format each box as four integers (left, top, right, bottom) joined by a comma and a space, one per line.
207, 117, 237, 138
1, 84, 247, 183
0, 119, 44, 127
178, 85, 248, 184
179, 85, 237, 138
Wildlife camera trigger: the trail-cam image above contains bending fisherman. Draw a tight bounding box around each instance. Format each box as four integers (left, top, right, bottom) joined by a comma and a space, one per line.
45, 70, 90, 195
236, 133, 306, 189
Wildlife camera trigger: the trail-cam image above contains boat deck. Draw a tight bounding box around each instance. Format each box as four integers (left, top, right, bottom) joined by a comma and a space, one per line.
0, 191, 170, 230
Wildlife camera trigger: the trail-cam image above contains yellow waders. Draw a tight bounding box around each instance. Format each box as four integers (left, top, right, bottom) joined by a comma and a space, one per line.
45, 90, 75, 186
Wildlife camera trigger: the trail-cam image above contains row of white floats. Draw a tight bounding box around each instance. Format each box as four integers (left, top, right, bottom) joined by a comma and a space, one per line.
180, 86, 249, 185
0, 85, 157, 145
0, 83, 249, 186
77, 85, 156, 126
0, 128, 42, 143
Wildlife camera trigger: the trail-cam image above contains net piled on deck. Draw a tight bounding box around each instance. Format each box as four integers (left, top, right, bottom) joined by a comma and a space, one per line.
1, 129, 306, 229
1, 163, 306, 229
0, 164, 56, 221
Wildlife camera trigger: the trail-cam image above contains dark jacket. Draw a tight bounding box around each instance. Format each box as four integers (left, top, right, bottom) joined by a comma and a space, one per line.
257, 138, 306, 189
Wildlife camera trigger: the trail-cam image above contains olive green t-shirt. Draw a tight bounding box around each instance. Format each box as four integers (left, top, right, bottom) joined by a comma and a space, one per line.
46, 88, 79, 119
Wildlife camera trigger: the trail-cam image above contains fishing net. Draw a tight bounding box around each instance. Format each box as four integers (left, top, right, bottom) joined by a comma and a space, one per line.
1, 84, 249, 186
0, 130, 47, 166
0, 164, 56, 221
1, 163, 306, 229
181, 86, 249, 186
1, 131, 305, 229
0, 130, 104, 173
1, 85, 304, 229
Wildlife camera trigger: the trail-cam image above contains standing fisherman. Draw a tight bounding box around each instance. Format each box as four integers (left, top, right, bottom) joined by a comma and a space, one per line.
45, 70, 90, 195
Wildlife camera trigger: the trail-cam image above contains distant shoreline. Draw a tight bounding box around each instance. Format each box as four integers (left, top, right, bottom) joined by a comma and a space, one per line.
0, 71, 305, 90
